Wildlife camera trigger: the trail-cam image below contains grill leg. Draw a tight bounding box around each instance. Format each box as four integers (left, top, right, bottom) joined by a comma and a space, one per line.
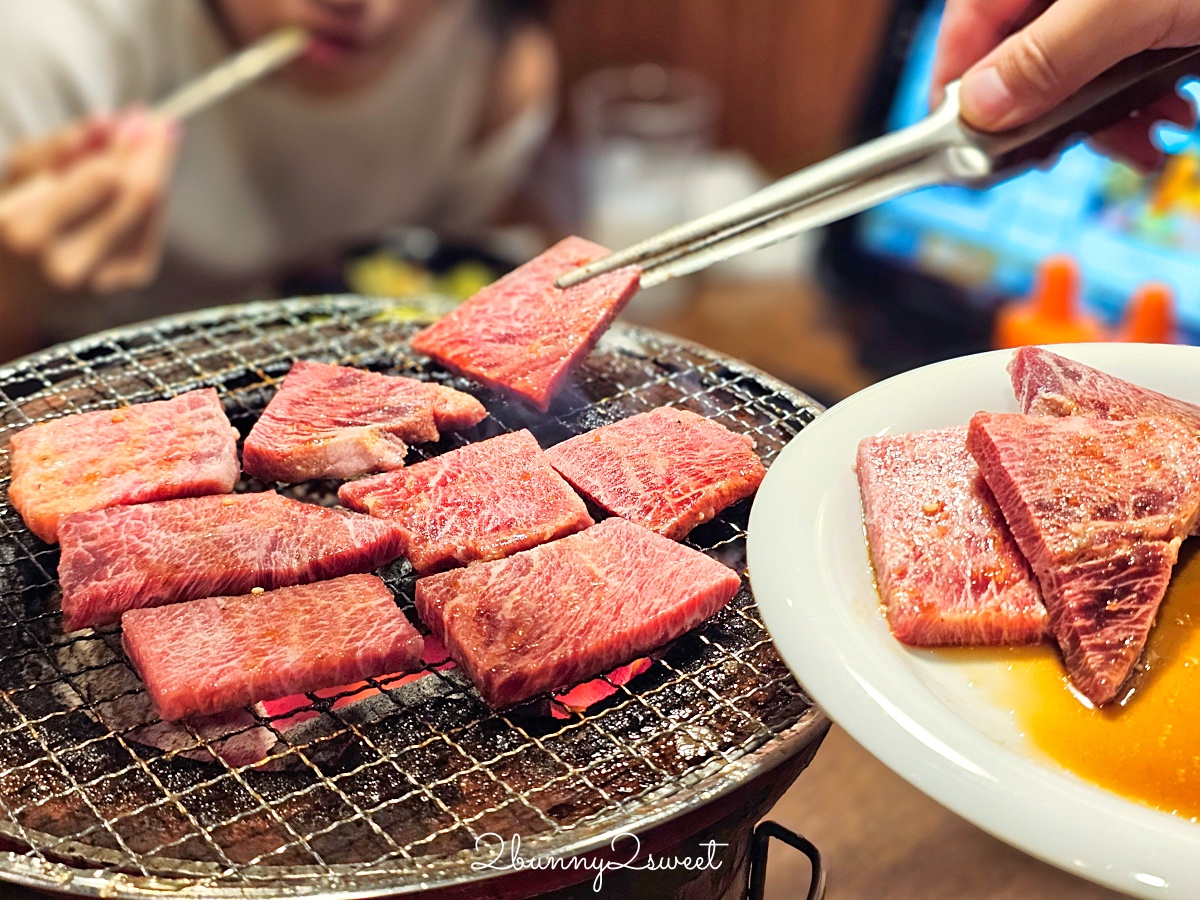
746, 820, 825, 900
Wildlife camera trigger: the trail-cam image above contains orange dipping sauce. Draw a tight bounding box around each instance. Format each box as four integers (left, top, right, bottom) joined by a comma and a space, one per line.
958, 542, 1200, 820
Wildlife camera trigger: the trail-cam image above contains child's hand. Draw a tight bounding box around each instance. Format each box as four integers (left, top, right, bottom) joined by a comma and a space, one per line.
0, 108, 178, 294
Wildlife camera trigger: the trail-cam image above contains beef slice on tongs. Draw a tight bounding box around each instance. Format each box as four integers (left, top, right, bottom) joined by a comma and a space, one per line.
409, 236, 642, 411
968, 412, 1200, 706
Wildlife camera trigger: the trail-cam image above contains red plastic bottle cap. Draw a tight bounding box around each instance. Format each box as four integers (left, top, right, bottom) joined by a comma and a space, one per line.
1121, 282, 1176, 344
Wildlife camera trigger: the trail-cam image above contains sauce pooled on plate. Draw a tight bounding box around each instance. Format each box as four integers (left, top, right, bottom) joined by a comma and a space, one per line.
985, 541, 1200, 819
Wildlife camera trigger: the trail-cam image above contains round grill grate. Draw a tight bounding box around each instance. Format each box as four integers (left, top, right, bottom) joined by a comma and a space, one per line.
0, 296, 826, 898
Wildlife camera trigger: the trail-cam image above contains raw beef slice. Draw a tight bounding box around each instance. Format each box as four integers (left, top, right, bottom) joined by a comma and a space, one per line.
409, 236, 641, 410
7, 388, 238, 543
415, 517, 741, 707
546, 407, 766, 540
967, 413, 1200, 705
58, 492, 403, 631
1011, 345, 1200, 538
857, 427, 1047, 646
44, 631, 280, 767
1010, 346, 1200, 428
123, 575, 422, 721
242, 360, 486, 483
339, 429, 592, 573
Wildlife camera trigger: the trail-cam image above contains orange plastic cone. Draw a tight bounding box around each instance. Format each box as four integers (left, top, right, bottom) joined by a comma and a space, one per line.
1119, 282, 1176, 343
994, 256, 1106, 349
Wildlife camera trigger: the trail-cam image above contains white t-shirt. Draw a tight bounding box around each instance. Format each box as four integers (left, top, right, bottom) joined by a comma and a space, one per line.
0, 0, 551, 337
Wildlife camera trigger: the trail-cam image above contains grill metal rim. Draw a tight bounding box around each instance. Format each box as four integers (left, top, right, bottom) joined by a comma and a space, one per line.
0, 708, 826, 899
0, 295, 828, 898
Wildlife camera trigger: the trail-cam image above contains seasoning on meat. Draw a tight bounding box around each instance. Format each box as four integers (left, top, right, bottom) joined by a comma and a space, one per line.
339, 429, 592, 573
545, 407, 766, 540
414, 517, 741, 708
242, 361, 486, 483
7, 388, 238, 544
409, 236, 641, 410
58, 492, 403, 632
1011, 345, 1200, 538
123, 575, 422, 721
967, 413, 1200, 706
857, 426, 1047, 646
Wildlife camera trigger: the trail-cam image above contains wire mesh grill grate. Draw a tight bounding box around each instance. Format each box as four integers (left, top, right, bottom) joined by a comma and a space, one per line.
0, 296, 825, 897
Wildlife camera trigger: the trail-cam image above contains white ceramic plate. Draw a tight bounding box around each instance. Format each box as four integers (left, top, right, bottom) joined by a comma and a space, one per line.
747, 343, 1200, 899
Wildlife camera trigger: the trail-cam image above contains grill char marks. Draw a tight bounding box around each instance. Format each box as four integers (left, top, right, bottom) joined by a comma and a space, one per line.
857, 427, 1047, 646
242, 361, 486, 484
122, 575, 423, 721
339, 429, 592, 573
7, 388, 239, 543
410, 236, 642, 411
58, 492, 404, 631
546, 407, 766, 541
967, 413, 1200, 705
415, 517, 741, 708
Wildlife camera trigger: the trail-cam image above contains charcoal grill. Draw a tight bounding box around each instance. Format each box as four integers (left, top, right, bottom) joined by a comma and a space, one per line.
0, 295, 828, 898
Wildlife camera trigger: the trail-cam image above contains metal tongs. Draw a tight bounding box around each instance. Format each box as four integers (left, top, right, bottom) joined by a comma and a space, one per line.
558, 46, 1200, 291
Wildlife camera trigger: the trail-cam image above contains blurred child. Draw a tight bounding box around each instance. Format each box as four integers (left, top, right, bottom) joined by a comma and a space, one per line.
0, 0, 556, 357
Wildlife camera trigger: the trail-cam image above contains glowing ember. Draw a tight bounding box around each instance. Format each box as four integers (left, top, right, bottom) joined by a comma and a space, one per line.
552, 658, 654, 717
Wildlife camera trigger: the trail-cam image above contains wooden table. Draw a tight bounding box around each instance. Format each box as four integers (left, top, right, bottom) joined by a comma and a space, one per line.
650, 278, 1123, 900
643, 279, 875, 406
761, 726, 1121, 899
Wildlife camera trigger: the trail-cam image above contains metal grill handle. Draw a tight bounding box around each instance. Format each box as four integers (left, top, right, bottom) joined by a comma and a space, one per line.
747, 820, 825, 900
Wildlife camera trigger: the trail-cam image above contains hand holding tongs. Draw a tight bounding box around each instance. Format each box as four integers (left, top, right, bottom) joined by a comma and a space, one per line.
558, 46, 1200, 291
